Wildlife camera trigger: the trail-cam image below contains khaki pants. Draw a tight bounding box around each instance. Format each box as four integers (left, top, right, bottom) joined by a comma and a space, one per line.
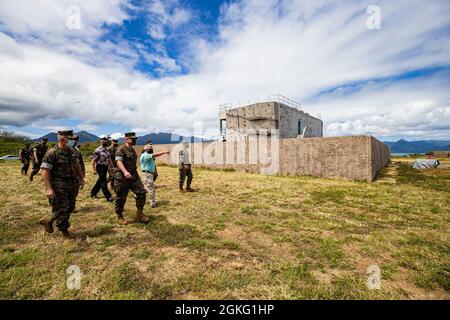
142, 171, 156, 206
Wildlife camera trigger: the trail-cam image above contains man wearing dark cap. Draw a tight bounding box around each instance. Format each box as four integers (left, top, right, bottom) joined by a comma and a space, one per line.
30, 137, 48, 181
19, 142, 32, 175
114, 132, 149, 224
107, 138, 119, 190
39, 130, 85, 239
90, 136, 113, 202
71, 136, 85, 199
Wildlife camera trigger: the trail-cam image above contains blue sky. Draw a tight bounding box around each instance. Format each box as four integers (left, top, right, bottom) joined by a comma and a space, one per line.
0, 0, 449, 141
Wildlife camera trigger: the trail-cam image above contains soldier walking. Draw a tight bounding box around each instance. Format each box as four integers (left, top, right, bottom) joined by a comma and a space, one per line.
90, 137, 113, 202
19, 143, 32, 175
107, 139, 119, 191
71, 136, 85, 201
178, 141, 194, 192
30, 137, 48, 181
39, 131, 85, 239
114, 132, 149, 224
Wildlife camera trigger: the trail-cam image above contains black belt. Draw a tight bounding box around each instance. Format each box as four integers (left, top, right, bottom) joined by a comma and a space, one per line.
142, 170, 155, 174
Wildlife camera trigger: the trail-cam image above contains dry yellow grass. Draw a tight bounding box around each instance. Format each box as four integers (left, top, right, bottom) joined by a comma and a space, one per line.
0, 159, 448, 299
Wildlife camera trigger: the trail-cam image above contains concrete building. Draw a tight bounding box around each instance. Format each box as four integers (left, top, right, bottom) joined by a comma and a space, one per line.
151, 95, 390, 181
219, 95, 323, 139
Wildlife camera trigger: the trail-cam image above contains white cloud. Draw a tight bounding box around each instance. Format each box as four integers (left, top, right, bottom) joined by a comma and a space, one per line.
0, 0, 449, 140
146, 0, 191, 40
76, 124, 98, 132
109, 132, 124, 140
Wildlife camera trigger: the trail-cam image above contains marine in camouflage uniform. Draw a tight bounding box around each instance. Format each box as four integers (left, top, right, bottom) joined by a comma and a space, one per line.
19, 143, 32, 175
114, 132, 149, 224
39, 131, 84, 238
72, 137, 85, 201
178, 142, 193, 192
107, 139, 119, 191
30, 138, 48, 181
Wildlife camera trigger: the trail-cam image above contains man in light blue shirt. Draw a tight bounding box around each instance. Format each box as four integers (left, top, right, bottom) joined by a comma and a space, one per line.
140, 145, 170, 208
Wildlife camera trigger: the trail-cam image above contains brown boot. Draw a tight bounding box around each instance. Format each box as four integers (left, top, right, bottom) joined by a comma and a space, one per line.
179, 184, 184, 192
61, 229, 76, 239
39, 217, 54, 234
186, 185, 194, 192
135, 209, 150, 224
116, 212, 127, 225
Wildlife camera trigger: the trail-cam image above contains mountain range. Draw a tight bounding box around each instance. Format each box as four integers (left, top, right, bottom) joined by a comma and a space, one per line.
34, 131, 208, 145
383, 139, 450, 153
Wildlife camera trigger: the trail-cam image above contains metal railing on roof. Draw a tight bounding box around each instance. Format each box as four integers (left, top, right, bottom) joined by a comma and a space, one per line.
219, 94, 302, 112
268, 94, 302, 110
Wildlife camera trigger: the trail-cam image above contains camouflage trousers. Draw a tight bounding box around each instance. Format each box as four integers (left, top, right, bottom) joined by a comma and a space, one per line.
30, 161, 41, 178
179, 168, 193, 188
114, 173, 146, 214
21, 159, 30, 174
49, 179, 77, 231
108, 167, 115, 193
142, 171, 156, 206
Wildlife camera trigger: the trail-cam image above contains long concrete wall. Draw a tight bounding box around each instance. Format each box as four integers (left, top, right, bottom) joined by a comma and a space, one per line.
149, 135, 390, 181
369, 136, 391, 181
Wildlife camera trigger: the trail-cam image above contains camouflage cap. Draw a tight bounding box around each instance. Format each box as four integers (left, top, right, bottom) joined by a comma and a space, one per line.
57, 130, 77, 139
124, 132, 137, 139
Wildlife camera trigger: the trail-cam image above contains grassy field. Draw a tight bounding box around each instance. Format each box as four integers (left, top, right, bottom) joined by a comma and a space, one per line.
0, 158, 448, 300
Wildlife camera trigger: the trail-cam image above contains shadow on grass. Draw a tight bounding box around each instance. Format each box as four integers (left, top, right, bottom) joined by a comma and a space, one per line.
146, 215, 239, 250
79, 224, 116, 238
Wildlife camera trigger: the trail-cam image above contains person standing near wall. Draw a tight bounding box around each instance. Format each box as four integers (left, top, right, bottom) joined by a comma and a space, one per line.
90, 137, 113, 202
140, 144, 170, 208
178, 141, 194, 192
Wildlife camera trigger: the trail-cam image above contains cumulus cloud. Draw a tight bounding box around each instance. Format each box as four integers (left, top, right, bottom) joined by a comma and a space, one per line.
0, 0, 449, 140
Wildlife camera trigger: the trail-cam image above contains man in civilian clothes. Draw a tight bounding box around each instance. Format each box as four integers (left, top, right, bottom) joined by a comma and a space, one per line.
90, 136, 113, 202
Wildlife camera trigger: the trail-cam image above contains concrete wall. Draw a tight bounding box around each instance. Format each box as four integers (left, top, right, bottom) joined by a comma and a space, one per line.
369, 136, 391, 180
278, 104, 323, 138
224, 102, 278, 133
432, 151, 450, 158
150, 135, 390, 182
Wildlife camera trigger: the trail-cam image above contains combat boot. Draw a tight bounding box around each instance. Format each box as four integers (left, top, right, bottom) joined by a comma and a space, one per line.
135, 209, 150, 224
186, 184, 194, 192
39, 217, 54, 234
116, 212, 127, 225
179, 184, 184, 192
61, 229, 76, 239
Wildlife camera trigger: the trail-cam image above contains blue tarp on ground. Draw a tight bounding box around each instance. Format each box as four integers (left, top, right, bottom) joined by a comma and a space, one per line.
413, 159, 440, 169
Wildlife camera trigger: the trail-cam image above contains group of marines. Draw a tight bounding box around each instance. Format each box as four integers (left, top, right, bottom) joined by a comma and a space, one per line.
19, 130, 194, 239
